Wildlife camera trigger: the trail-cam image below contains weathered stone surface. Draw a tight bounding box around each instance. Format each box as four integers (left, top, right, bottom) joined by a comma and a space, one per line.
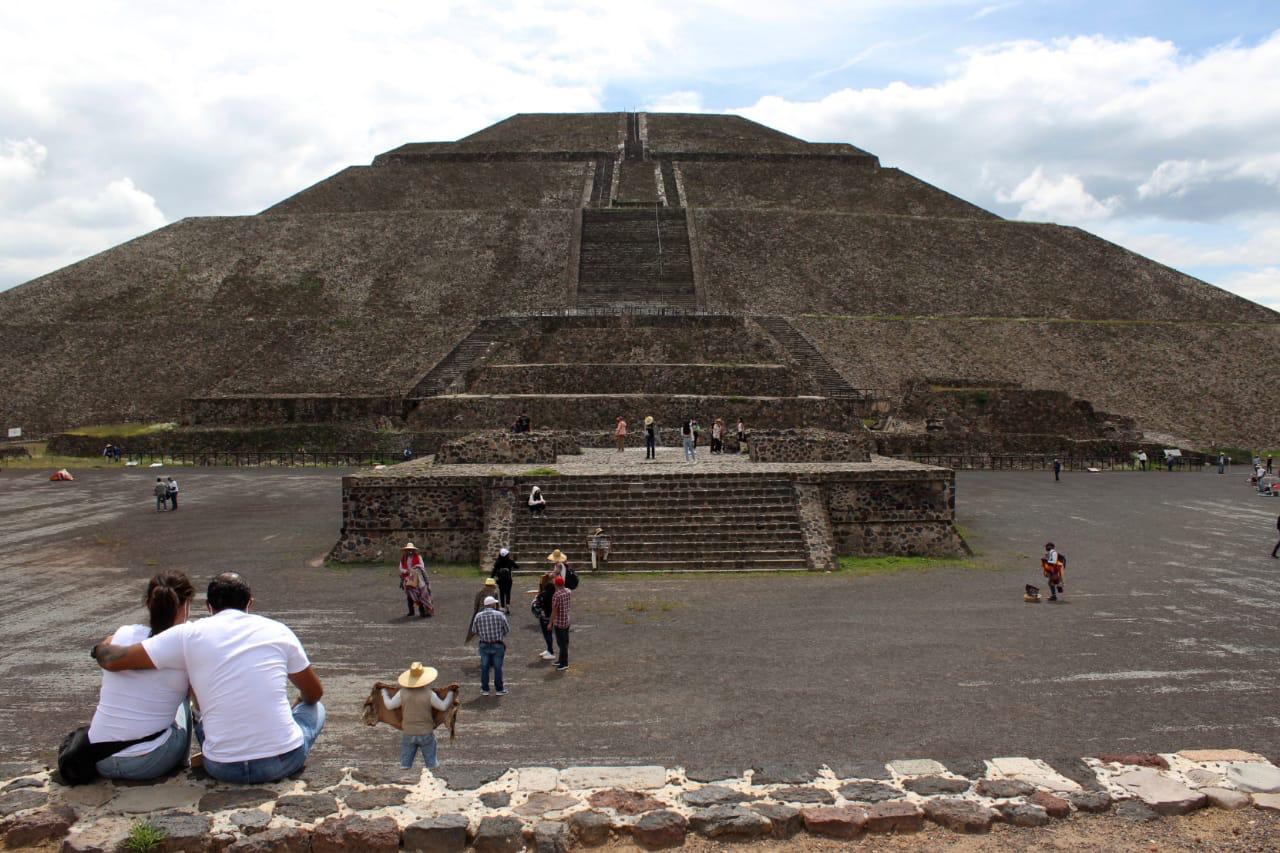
198, 788, 276, 813
1068, 790, 1113, 813
888, 759, 946, 777
57, 816, 130, 853
1044, 757, 1104, 791
999, 802, 1050, 827
479, 791, 512, 809
864, 800, 924, 833
0, 763, 40, 779
514, 792, 579, 816
923, 798, 996, 834
837, 781, 903, 803
1178, 749, 1266, 763
344, 786, 410, 811
473, 815, 524, 853
1185, 768, 1226, 787
1028, 790, 1070, 818
944, 759, 988, 780
1096, 752, 1169, 769
800, 805, 867, 839
684, 766, 740, 783
1226, 762, 1280, 793
750, 763, 818, 785
749, 802, 802, 839
109, 786, 202, 814
560, 766, 665, 790
294, 764, 348, 790
1115, 799, 1160, 822
681, 785, 755, 806
630, 810, 687, 849
147, 810, 212, 853
313, 814, 400, 853
0, 788, 48, 816
688, 805, 772, 840
58, 783, 113, 808
903, 775, 969, 796
587, 789, 666, 815
1254, 793, 1280, 811
826, 759, 890, 780
1113, 768, 1207, 815
227, 826, 312, 853
272, 793, 340, 824
769, 785, 834, 804
987, 757, 1081, 792
567, 810, 613, 846
434, 765, 507, 791
3, 806, 73, 849
3, 776, 45, 791
516, 767, 559, 792
349, 766, 420, 786
974, 779, 1034, 799
1203, 787, 1252, 810
533, 820, 571, 853
403, 813, 470, 852
229, 808, 271, 835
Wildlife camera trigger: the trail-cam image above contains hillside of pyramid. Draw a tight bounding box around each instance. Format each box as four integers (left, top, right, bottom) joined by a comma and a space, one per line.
0, 111, 1275, 445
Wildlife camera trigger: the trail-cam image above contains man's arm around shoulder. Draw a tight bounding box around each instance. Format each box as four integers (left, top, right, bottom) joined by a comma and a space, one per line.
92, 642, 156, 672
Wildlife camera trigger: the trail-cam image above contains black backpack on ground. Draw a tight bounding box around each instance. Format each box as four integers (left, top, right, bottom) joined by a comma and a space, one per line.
57, 725, 167, 786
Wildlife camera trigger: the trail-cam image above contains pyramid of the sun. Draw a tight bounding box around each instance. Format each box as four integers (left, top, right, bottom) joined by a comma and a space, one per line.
1, 112, 1275, 444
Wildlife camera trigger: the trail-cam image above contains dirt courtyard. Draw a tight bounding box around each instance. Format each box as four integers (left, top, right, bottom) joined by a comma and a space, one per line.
1, 463, 1277, 784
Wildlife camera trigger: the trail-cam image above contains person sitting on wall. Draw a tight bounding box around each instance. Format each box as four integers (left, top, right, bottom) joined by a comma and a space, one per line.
92, 572, 326, 784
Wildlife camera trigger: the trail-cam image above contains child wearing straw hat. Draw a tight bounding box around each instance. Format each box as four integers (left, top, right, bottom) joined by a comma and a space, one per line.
380, 662, 454, 769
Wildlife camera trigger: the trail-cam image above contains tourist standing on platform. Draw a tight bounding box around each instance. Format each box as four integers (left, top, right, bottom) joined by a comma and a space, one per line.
711, 418, 724, 454
644, 416, 657, 460
470, 597, 510, 695
1052, 458, 1061, 482
736, 419, 746, 454
550, 575, 572, 671
166, 477, 179, 511
682, 419, 696, 462
466, 578, 499, 641
533, 571, 556, 660
1219, 453, 1227, 474
528, 484, 547, 515
491, 548, 517, 612
615, 416, 627, 452
379, 662, 455, 768
399, 543, 433, 618
1137, 449, 1148, 470
153, 478, 168, 512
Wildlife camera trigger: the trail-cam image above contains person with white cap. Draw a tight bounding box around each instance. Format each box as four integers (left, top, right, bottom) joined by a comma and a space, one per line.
468, 598, 510, 696
466, 578, 500, 642
491, 548, 518, 613
380, 662, 455, 768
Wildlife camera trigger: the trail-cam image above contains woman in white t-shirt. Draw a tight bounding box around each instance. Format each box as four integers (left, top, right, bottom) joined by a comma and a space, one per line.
88, 572, 195, 780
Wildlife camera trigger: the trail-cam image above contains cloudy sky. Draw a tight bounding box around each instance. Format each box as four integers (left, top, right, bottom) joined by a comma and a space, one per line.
1, 1, 1277, 307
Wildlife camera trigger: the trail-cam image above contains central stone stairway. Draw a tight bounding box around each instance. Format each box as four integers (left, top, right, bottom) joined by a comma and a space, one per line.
510, 473, 810, 571
576, 208, 697, 309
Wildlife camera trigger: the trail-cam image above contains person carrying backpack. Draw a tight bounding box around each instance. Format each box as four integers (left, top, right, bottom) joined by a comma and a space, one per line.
1041, 542, 1066, 602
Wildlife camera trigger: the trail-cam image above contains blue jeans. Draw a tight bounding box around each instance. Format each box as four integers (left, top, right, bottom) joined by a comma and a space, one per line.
400, 732, 438, 769
198, 701, 325, 784
96, 701, 192, 781
683, 436, 695, 460
479, 642, 505, 692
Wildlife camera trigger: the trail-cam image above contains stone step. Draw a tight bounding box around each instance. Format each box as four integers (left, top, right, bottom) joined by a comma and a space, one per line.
577, 557, 809, 571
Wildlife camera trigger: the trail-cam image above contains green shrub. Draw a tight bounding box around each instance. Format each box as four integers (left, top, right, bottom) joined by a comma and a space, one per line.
125, 821, 166, 853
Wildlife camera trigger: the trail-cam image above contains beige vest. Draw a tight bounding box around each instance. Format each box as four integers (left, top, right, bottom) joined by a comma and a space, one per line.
400, 687, 436, 736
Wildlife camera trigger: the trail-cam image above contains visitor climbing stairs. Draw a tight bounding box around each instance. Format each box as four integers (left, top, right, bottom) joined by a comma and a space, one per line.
756, 316, 861, 398
511, 474, 810, 571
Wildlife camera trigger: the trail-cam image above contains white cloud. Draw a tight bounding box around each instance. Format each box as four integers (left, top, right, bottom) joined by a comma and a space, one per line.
1217, 267, 1280, 309
998, 167, 1120, 221
0, 138, 46, 185
643, 91, 709, 112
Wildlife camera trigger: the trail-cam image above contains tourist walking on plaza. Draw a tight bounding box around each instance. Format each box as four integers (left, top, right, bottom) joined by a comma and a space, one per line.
86, 571, 195, 781
615, 416, 627, 452
1053, 458, 1062, 481
644, 416, 657, 460
528, 484, 546, 515
711, 418, 724, 454
153, 478, 168, 512
1137, 449, 1148, 471
1042, 542, 1065, 601
550, 575, 572, 671
1219, 453, 1227, 474
466, 578, 499, 641
399, 543, 433, 618
532, 571, 556, 660
166, 477, 179, 511
491, 548, 517, 612
380, 662, 455, 768
682, 419, 696, 462
92, 572, 326, 784
470, 597, 510, 695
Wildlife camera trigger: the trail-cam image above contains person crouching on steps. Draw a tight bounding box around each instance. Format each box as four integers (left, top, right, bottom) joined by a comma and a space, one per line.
1041, 542, 1066, 601
380, 662, 455, 769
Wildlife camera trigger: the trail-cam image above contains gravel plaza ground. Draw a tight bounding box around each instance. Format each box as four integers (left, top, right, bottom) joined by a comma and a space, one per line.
1, 459, 1278, 785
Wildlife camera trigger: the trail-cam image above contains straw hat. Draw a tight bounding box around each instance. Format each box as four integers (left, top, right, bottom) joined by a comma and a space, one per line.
644, 416, 654, 426
397, 661, 438, 689
593, 527, 604, 535
547, 549, 568, 563
401, 542, 419, 551
484, 577, 497, 587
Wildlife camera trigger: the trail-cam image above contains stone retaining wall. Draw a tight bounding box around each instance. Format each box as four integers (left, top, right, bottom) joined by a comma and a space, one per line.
749, 428, 872, 463
435, 431, 562, 465
331, 478, 486, 562
184, 395, 403, 426
470, 363, 805, 396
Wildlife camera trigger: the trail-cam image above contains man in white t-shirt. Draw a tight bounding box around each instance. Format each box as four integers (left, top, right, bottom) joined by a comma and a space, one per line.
93, 572, 325, 784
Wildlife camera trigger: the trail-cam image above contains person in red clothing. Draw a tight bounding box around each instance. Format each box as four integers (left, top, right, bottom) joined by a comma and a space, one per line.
549, 575, 572, 671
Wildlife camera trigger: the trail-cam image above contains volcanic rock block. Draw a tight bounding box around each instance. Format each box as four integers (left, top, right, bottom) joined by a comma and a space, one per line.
2, 806, 73, 848
109, 787, 202, 815
473, 815, 524, 853
147, 810, 212, 852
770, 785, 835, 804
1115, 800, 1160, 822
343, 786, 410, 811
974, 779, 1034, 799
227, 826, 313, 853
1254, 793, 1280, 811
1112, 768, 1208, 816
863, 800, 924, 833
1029, 790, 1071, 818
567, 810, 613, 846
749, 802, 802, 839
1068, 791, 1113, 813
800, 805, 868, 839
923, 798, 997, 833
837, 781, 904, 803
1225, 762, 1280, 794
888, 759, 946, 776
559, 766, 666, 790
313, 815, 399, 853
514, 792, 579, 816
750, 763, 819, 785
587, 789, 666, 815
688, 805, 772, 840
681, 785, 756, 806
272, 793, 340, 824
229, 809, 271, 835
403, 814, 470, 852
0, 789, 48, 816
999, 802, 1050, 827
903, 775, 969, 796
533, 820, 571, 853
630, 810, 687, 849
198, 789, 276, 813
479, 792, 512, 809
1096, 752, 1168, 769
1203, 788, 1252, 810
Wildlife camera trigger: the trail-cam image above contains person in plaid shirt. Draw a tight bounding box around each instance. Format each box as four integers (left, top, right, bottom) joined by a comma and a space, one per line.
469, 597, 510, 695
549, 575, 571, 671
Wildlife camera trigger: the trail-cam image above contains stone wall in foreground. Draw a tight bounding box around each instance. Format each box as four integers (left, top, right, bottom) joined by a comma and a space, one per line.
749, 428, 872, 463
332, 477, 487, 563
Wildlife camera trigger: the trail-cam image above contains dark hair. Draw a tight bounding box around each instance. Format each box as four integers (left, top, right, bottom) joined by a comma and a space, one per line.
1045, 542, 1054, 549
207, 572, 252, 612
146, 571, 195, 635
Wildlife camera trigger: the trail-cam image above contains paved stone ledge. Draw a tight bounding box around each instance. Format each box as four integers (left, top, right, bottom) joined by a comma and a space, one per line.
2, 750, 1276, 850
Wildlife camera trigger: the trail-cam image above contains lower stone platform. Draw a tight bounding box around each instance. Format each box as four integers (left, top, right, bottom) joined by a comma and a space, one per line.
329, 449, 964, 569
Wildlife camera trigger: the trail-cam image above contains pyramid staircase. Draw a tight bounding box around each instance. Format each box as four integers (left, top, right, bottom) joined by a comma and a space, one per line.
756, 316, 861, 398
576, 209, 697, 309
406, 320, 504, 399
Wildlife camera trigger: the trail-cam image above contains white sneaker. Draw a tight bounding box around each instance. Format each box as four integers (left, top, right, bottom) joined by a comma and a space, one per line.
539, 651, 555, 660
480, 690, 490, 696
